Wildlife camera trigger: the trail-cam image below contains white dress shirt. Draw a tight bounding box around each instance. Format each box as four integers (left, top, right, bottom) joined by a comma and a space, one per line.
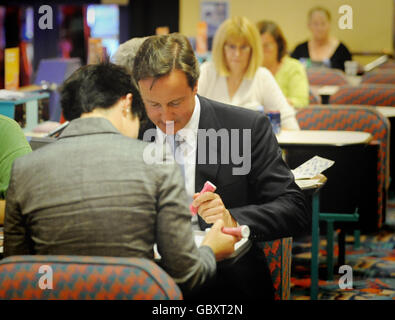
155, 95, 201, 201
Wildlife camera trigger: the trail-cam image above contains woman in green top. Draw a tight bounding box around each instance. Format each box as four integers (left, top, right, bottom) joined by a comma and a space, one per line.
257, 20, 309, 108
0, 115, 32, 224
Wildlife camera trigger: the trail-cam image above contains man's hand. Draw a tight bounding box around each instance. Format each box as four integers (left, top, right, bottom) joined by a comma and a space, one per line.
201, 219, 238, 261
192, 192, 237, 228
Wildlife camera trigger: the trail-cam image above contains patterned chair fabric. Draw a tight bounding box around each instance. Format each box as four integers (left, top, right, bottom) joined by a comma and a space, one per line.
260, 237, 292, 300
329, 84, 395, 106
307, 67, 348, 86
296, 105, 390, 229
0, 255, 183, 300
377, 59, 395, 69
362, 70, 395, 85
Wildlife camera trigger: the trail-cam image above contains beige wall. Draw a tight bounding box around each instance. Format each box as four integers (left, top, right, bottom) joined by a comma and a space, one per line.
180, 0, 394, 63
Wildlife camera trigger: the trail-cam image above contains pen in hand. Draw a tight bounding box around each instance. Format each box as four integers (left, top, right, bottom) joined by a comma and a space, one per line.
221, 225, 250, 239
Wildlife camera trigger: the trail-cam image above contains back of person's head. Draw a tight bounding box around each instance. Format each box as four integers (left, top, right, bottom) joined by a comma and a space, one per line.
113, 37, 149, 75
256, 20, 287, 62
133, 33, 199, 90
308, 6, 331, 22
61, 63, 144, 121
212, 16, 262, 79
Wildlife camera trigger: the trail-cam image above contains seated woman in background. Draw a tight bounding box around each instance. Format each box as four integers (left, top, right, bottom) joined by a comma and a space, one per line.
198, 16, 299, 130
257, 20, 309, 108
4, 63, 237, 295
291, 6, 352, 71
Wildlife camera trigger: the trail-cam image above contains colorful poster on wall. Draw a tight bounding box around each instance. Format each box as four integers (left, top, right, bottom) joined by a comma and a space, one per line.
5, 47, 20, 90
200, 1, 229, 50
156, 26, 170, 35
88, 38, 104, 64
196, 21, 208, 55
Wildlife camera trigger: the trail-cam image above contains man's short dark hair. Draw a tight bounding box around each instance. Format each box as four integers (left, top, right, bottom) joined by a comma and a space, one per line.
132, 33, 200, 90
60, 63, 145, 121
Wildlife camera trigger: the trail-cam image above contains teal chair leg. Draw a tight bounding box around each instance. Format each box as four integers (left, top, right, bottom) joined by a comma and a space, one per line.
319, 211, 359, 282
326, 221, 334, 281
311, 193, 320, 300
353, 229, 360, 249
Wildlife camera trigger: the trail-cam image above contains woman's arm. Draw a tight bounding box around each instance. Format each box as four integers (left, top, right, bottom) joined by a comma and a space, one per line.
256, 68, 300, 130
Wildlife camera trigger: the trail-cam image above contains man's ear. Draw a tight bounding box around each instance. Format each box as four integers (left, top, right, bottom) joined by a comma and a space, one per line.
192, 81, 198, 95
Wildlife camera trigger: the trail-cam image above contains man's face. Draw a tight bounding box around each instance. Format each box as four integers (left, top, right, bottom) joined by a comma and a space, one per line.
138, 69, 197, 134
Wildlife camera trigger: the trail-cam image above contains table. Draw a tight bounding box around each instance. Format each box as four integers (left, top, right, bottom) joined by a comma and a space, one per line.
310, 85, 339, 104
277, 130, 372, 147
310, 75, 361, 104
278, 130, 372, 300
376, 106, 395, 118
0, 92, 50, 132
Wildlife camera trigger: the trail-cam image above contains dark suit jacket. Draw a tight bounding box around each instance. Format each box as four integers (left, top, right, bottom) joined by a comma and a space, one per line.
140, 95, 311, 240
139, 95, 311, 300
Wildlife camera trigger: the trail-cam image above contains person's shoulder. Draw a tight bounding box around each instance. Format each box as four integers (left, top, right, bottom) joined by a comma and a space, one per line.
282, 56, 306, 71
337, 41, 351, 53
200, 60, 217, 75
198, 95, 262, 125
255, 66, 272, 76
291, 41, 309, 58
0, 115, 23, 134
293, 41, 308, 51
283, 55, 302, 66
254, 67, 278, 84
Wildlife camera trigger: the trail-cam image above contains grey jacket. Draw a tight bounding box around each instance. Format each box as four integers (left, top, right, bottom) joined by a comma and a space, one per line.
4, 117, 215, 292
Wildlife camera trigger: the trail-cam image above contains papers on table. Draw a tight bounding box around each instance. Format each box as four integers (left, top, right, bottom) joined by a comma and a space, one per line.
295, 179, 322, 189
0, 89, 29, 100
292, 156, 334, 180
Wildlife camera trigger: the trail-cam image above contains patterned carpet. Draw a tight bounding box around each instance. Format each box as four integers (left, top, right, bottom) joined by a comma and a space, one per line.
290, 205, 395, 300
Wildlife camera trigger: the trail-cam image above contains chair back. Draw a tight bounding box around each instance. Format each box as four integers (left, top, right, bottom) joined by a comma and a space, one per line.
361, 70, 395, 85
296, 104, 390, 229
0, 255, 182, 300
329, 84, 395, 106
377, 59, 395, 70
307, 67, 348, 86
260, 237, 292, 300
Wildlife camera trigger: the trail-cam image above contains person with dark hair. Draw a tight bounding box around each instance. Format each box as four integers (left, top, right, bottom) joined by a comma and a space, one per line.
4, 62, 238, 294
257, 20, 309, 108
60, 63, 145, 123
291, 6, 352, 70
135, 33, 311, 300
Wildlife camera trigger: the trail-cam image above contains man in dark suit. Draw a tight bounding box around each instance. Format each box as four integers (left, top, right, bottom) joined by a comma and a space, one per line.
134, 33, 311, 300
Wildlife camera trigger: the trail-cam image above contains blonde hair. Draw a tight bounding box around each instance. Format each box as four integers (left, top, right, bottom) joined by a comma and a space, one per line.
212, 16, 263, 79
